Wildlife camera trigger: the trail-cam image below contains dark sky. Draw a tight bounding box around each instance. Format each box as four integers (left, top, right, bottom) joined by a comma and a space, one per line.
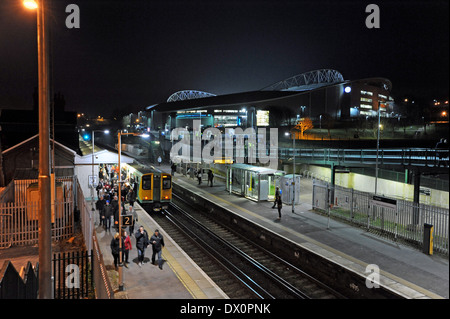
0, 0, 448, 117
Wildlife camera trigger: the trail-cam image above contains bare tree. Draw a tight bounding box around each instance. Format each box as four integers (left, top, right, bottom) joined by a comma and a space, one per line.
292, 117, 314, 138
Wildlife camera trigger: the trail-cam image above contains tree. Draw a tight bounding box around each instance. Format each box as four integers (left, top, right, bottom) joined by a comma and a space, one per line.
292, 117, 313, 139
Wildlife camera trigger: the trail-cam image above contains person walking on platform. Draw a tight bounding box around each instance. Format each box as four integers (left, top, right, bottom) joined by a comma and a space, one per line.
197, 169, 202, 185
272, 187, 281, 209
112, 196, 120, 232
207, 169, 214, 187
276, 196, 282, 219
157, 155, 162, 166
110, 233, 123, 270
150, 229, 165, 269
127, 188, 136, 208
102, 200, 113, 231
135, 226, 149, 267
127, 205, 138, 236
123, 231, 132, 267
96, 195, 106, 226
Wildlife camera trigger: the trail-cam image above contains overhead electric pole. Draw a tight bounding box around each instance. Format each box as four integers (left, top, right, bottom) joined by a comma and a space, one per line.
37, 0, 52, 299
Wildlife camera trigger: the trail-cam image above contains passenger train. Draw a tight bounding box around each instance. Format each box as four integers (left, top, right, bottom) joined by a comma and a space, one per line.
122, 163, 172, 211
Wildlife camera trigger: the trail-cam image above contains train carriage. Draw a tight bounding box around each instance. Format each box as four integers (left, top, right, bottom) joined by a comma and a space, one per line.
122, 163, 172, 211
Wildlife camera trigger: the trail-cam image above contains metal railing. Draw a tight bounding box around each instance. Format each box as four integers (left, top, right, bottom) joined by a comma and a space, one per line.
279, 148, 449, 168
76, 180, 94, 253
92, 234, 114, 299
312, 180, 449, 255
75, 178, 113, 299
53, 250, 94, 299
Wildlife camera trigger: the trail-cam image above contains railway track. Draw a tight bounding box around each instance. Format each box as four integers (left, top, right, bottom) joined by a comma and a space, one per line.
149, 193, 344, 299
151, 206, 258, 298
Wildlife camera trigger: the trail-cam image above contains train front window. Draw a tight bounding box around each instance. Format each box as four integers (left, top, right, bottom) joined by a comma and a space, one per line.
142, 175, 152, 190
162, 176, 171, 189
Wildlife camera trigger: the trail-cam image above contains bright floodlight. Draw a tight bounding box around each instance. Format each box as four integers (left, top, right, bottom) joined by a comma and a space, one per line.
104, 130, 110, 134
23, 0, 38, 9
344, 86, 352, 93
141, 133, 150, 138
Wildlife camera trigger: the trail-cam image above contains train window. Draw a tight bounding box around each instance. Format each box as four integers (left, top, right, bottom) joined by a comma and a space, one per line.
142, 175, 152, 190
162, 176, 171, 189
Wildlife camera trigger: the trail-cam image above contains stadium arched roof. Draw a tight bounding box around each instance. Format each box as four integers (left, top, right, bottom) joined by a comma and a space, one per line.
167, 90, 216, 102
261, 69, 344, 92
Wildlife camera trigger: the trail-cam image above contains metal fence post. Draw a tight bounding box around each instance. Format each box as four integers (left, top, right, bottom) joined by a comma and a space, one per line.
312, 179, 315, 209
326, 183, 330, 230
350, 187, 354, 221
395, 205, 398, 240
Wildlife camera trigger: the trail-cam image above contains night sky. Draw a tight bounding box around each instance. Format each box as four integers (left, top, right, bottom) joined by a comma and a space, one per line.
0, 0, 448, 117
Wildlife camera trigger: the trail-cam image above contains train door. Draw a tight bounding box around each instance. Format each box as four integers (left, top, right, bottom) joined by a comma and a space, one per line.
161, 174, 172, 203
141, 174, 153, 201
153, 174, 161, 202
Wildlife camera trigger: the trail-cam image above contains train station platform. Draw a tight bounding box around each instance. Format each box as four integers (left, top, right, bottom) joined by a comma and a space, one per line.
95, 201, 228, 299
161, 164, 449, 299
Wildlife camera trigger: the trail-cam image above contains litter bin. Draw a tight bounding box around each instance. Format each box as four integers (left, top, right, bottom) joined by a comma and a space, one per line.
423, 223, 433, 255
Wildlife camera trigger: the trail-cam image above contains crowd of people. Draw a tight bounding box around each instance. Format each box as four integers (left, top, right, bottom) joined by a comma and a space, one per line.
94, 164, 165, 271
109, 226, 165, 270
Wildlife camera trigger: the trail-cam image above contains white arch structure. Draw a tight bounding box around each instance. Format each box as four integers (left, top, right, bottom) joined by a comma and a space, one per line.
167, 90, 216, 102
261, 69, 345, 92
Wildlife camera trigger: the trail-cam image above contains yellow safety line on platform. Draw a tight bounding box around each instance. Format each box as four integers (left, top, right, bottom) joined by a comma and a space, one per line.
186, 182, 445, 299
133, 203, 208, 299
162, 246, 208, 299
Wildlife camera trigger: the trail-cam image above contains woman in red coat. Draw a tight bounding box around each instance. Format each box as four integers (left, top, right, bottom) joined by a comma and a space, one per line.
123, 231, 132, 267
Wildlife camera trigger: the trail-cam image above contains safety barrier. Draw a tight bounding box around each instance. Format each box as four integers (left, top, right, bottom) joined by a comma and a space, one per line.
279, 147, 449, 168
312, 180, 449, 255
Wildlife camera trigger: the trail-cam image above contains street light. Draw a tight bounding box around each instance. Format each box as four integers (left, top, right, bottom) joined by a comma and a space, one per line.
375, 101, 382, 194
116, 131, 149, 291
23, 0, 38, 9
24, 0, 52, 299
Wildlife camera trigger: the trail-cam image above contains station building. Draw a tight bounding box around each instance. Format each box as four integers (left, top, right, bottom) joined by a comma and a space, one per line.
145, 69, 394, 131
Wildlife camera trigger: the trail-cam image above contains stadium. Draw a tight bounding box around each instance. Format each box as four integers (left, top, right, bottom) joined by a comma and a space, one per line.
146, 69, 394, 131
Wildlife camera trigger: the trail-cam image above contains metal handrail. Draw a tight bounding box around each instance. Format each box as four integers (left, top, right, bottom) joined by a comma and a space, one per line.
279, 148, 449, 167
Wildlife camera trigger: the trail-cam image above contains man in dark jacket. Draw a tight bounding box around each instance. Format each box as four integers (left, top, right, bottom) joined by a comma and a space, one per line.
272, 187, 281, 208
96, 195, 106, 226
150, 229, 165, 269
135, 226, 149, 267
110, 233, 124, 270
127, 188, 136, 208
111, 195, 120, 231
102, 200, 113, 231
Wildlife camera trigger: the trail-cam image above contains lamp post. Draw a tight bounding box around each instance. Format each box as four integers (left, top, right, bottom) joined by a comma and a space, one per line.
292, 131, 296, 213
24, 0, 52, 299
375, 101, 381, 194
116, 131, 149, 291
91, 130, 109, 214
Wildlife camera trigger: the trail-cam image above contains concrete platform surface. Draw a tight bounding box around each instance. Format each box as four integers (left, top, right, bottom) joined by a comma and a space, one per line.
95, 201, 228, 299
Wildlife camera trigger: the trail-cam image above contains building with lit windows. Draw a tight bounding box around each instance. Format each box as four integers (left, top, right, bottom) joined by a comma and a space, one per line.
146, 69, 393, 131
